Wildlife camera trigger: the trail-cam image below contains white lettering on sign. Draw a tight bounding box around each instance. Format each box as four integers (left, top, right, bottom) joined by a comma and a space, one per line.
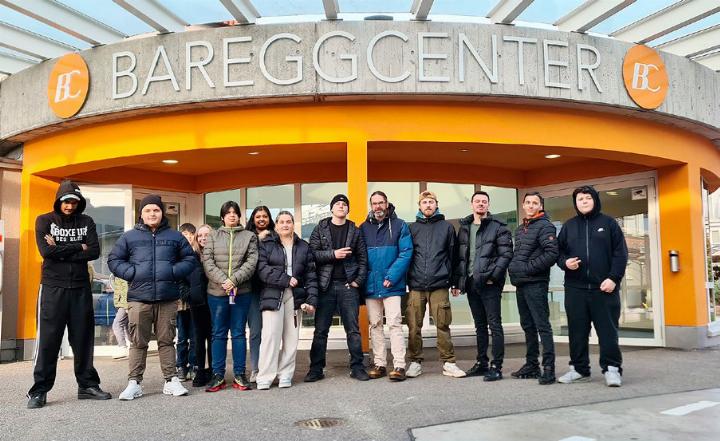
632, 63, 661, 92
54, 70, 82, 102
109, 29, 605, 99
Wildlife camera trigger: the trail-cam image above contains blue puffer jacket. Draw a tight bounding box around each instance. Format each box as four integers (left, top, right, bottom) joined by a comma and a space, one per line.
108, 218, 196, 303
360, 204, 413, 299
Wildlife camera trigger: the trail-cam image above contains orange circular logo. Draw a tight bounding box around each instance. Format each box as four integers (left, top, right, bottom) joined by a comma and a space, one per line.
622, 45, 668, 110
47, 53, 89, 118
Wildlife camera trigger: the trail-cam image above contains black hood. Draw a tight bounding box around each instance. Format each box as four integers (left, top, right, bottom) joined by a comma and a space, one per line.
572, 185, 602, 218
366, 203, 397, 224
53, 180, 86, 215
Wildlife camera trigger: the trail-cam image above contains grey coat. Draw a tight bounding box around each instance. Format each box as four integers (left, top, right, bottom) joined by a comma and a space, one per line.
203, 225, 258, 296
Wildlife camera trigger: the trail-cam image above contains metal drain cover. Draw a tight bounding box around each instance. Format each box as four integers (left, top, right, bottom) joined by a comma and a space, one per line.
295, 417, 345, 430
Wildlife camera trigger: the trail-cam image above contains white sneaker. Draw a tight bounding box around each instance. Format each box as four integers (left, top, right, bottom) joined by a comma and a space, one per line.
163, 376, 189, 396
112, 346, 129, 359
406, 361, 422, 378
604, 366, 622, 387
558, 366, 591, 384
442, 362, 467, 378
256, 381, 270, 390
278, 378, 292, 388
119, 380, 143, 400
249, 370, 258, 383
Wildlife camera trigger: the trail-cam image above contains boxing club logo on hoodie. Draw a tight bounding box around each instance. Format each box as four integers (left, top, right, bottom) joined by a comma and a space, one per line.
50, 223, 88, 243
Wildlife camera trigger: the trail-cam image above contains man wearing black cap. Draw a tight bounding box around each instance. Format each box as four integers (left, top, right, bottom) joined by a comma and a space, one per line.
305, 194, 369, 382
27, 180, 111, 409
109, 194, 196, 400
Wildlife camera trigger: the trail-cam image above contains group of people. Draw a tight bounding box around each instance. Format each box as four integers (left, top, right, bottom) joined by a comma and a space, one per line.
26, 179, 628, 409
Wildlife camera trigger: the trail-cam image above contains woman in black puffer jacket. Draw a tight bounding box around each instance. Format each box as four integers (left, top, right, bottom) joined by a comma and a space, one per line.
255, 211, 318, 390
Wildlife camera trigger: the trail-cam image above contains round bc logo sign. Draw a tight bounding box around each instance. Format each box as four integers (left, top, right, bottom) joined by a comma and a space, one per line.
622, 45, 668, 110
47, 53, 89, 118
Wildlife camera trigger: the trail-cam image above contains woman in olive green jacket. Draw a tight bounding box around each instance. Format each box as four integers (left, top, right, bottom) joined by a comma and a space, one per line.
111, 276, 129, 359
202, 201, 258, 392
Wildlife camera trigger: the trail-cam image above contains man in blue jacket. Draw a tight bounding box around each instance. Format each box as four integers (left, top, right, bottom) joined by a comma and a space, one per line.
556, 186, 628, 387
360, 191, 413, 381
108, 194, 196, 400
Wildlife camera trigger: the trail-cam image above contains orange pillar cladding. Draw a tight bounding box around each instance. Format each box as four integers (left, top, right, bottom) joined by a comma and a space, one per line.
657, 164, 709, 333
346, 140, 370, 353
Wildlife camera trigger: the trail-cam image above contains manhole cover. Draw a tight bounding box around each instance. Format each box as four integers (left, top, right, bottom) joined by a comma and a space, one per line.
295, 417, 345, 430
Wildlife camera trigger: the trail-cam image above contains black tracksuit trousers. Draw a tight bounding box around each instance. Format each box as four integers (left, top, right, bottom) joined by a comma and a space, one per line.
564, 286, 623, 375
29, 285, 101, 395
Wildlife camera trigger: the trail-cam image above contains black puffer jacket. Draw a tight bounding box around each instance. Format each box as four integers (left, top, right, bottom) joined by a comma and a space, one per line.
456, 214, 513, 291
557, 186, 628, 290
35, 180, 100, 288
408, 211, 457, 291
108, 218, 196, 303
257, 232, 318, 311
508, 212, 559, 286
309, 218, 367, 292
186, 252, 209, 307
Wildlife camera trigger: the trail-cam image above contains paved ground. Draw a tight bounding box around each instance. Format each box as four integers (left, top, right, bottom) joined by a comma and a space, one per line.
2, 344, 720, 441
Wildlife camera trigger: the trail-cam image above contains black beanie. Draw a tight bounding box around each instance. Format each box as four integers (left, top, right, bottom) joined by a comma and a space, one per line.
330, 194, 350, 210
139, 194, 165, 214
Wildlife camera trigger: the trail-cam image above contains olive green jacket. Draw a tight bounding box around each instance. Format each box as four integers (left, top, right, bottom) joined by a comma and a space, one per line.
203, 225, 258, 296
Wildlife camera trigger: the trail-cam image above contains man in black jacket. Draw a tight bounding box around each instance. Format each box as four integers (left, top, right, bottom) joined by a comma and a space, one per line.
305, 194, 369, 382
456, 191, 513, 381
508, 192, 559, 385
406, 191, 466, 379
556, 186, 628, 387
27, 180, 111, 409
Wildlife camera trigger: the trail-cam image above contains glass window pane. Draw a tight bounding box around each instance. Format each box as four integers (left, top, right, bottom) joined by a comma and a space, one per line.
367, 182, 420, 223
704, 181, 720, 323
301, 182, 348, 239
246, 184, 295, 221
80, 185, 129, 346
483, 186, 519, 230
205, 189, 241, 228
426, 182, 475, 223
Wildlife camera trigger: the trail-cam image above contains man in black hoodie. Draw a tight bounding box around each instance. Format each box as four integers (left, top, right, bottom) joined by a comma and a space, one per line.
556, 186, 628, 387
456, 191, 513, 382
27, 180, 111, 409
508, 192, 559, 385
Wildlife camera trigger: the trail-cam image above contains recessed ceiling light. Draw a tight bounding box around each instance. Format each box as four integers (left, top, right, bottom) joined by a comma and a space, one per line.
460, 149, 469, 152
544, 154, 561, 159
606, 191, 619, 196
248, 151, 260, 155
162, 159, 178, 164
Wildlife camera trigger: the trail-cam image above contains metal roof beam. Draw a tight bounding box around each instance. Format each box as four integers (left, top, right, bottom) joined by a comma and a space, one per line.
0, 51, 38, 74
219, 0, 260, 24
321, 0, 339, 20
0, 0, 126, 46
487, 0, 534, 24
657, 24, 720, 58
112, 0, 187, 33
611, 0, 720, 44
410, 0, 435, 21
555, 0, 635, 33
692, 50, 720, 71
0, 21, 77, 59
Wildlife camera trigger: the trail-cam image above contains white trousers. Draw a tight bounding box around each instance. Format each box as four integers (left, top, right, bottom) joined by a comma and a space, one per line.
257, 289, 300, 384
366, 296, 406, 369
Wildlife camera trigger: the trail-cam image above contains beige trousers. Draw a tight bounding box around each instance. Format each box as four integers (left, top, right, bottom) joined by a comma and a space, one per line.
257, 289, 300, 384
366, 296, 406, 369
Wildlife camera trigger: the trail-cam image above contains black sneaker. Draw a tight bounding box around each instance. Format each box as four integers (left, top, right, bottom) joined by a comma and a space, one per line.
511, 363, 541, 379
465, 361, 489, 377
538, 368, 556, 385
192, 369, 211, 387
304, 371, 325, 382
483, 365, 503, 382
176, 367, 188, 381
205, 373, 226, 392
27, 392, 47, 409
350, 368, 370, 381
78, 386, 112, 400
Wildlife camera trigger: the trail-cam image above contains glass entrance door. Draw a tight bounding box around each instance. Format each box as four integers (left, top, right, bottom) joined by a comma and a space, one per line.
133, 190, 187, 230
522, 174, 663, 346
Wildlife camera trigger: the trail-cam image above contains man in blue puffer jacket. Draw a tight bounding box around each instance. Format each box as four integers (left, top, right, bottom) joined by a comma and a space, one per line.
108, 194, 196, 401
360, 191, 413, 381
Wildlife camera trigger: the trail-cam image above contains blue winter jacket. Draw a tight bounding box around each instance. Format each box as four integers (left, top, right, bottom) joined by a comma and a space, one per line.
360, 204, 413, 299
108, 218, 197, 303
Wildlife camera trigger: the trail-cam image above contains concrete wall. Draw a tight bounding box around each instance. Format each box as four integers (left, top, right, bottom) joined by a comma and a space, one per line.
1, 21, 718, 141
0, 163, 20, 361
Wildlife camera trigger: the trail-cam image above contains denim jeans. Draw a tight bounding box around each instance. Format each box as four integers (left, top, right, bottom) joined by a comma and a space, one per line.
176, 309, 196, 369
208, 293, 252, 376
309, 281, 364, 373
516, 281, 555, 368
247, 291, 262, 373
466, 279, 504, 368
